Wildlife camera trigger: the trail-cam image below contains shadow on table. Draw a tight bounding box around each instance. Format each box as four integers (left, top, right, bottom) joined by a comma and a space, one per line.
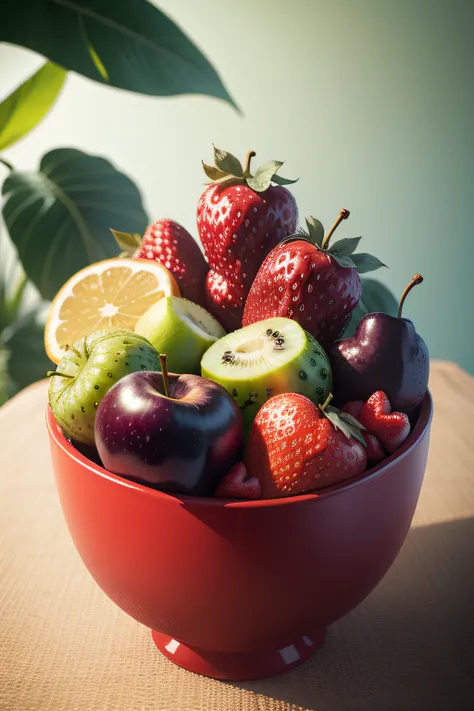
230, 517, 474, 711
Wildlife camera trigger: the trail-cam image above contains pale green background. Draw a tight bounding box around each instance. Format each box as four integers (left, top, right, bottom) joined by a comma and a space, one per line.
1, 0, 473, 372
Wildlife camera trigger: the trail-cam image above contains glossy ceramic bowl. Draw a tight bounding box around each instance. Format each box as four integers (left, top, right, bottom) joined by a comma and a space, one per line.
46, 392, 432, 681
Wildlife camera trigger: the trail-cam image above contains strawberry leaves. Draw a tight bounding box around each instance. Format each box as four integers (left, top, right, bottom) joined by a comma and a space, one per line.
330, 236, 362, 257
213, 146, 244, 177
110, 229, 142, 257
202, 146, 298, 192
320, 399, 368, 447
289, 211, 387, 275
350, 253, 387, 273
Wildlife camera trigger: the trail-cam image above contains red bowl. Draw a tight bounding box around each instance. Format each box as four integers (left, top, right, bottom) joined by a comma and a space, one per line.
46, 392, 432, 681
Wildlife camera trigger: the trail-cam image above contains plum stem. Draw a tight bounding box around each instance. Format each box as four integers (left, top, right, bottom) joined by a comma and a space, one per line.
244, 150, 256, 175
321, 208, 350, 250
397, 274, 423, 318
320, 393, 334, 411
159, 354, 170, 397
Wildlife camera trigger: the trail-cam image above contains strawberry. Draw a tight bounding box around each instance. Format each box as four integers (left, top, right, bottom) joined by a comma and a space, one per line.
340, 400, 385, 464
111, 220, 209, 306
358, 391, 411, 453
242, 209, 386, 350
214, 462, 262, 500
244, 392, 367, 499
197, 146, 298, 331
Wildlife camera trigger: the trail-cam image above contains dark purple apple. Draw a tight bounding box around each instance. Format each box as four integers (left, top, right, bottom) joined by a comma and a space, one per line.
94, 356, 243, 495
330, 274, 429, 412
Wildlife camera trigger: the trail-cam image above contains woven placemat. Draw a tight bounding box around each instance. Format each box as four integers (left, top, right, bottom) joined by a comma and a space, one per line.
1, 361, 473, 711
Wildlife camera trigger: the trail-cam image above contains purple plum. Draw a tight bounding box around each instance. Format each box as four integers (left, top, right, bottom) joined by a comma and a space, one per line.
330, 274, 429, 412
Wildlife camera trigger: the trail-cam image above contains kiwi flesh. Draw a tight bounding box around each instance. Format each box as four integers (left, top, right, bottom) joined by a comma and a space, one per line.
201, 317, 332, 431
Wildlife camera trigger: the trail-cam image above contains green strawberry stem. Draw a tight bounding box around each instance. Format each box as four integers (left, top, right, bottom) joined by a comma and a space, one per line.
320, 393, 334, 411
159, 354, 170, 398
321, 209, 350, 250
397, 274, 423, 318
243, 150, 256, 177
66, 343, 81, 358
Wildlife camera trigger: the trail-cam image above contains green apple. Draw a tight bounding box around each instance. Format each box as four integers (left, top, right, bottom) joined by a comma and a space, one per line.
48, 329, 160, 446
135, 296, 225, 374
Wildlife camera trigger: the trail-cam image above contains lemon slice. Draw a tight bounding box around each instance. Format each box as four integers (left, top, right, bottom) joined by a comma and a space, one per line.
45, 258, 180, 364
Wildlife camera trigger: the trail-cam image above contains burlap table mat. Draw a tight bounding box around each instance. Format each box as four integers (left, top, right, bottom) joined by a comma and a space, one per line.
1, 360, 473, 711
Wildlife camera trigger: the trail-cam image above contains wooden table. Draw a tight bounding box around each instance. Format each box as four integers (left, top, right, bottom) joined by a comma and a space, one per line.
1, 360, 473, 711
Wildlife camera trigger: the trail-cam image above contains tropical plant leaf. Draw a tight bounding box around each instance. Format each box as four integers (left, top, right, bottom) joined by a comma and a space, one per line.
1, 302, 53, 395
0, 62, 66, 151
0, 343, 13, 407
361, 277, 398, 316
0, 0, 237, 108
2, 147, 148, 301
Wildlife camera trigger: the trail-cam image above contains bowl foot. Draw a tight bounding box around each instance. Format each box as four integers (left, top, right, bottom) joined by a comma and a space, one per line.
151, 628, 326, 680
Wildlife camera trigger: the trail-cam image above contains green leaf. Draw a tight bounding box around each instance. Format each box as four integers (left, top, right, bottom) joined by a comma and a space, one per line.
305, 216, 324, 247
0, 344, 14, 406
330, 236, 362, 258
0, 62, 66, 151
0, 0, 237, 109
110, 229, 142, 256
361, 278, 398, 316
201, 162, 230, 182
339, 412, 367, 430
1, 302, 53, 394
271, 174, 299, 186
351, 253, 387, 274
331, 254, 357, 269
341, 279, 398, 338
213, 146, 243, 176
2, 147, 148, 301
324, 406, 367, 446
246, 160, 283, 192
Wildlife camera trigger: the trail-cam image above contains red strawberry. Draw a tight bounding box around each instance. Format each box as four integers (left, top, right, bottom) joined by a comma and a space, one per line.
358, 391, 411, 453
214, 462, 262, 500
197, 146, 298, 331
111, 220, 209, 306
364, 434, 386, 464
340, 400, 385, 464
243, 210, 386, 350
244, 393, 367, 499
340, 400, 364, 419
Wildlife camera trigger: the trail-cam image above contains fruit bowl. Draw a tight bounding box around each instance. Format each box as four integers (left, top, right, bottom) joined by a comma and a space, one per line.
46, 391, 432, 681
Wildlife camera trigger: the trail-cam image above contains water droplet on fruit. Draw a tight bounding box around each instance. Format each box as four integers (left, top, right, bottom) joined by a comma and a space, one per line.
94, 385, 99, 390
300, 371, 308, 381
316, 387, 324, 397
81, 406, 86, 413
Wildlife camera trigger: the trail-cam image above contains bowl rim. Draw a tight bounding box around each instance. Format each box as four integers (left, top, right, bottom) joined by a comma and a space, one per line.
46, 390, 433, 510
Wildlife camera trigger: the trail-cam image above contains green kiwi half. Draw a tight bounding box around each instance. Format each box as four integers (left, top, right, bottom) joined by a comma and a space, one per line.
201, 317, 332, 432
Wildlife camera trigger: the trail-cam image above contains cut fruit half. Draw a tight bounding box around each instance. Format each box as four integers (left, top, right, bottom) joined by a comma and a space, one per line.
135, 296, 225, 375
45, 258, 180, 364
201, 317, 333, 432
